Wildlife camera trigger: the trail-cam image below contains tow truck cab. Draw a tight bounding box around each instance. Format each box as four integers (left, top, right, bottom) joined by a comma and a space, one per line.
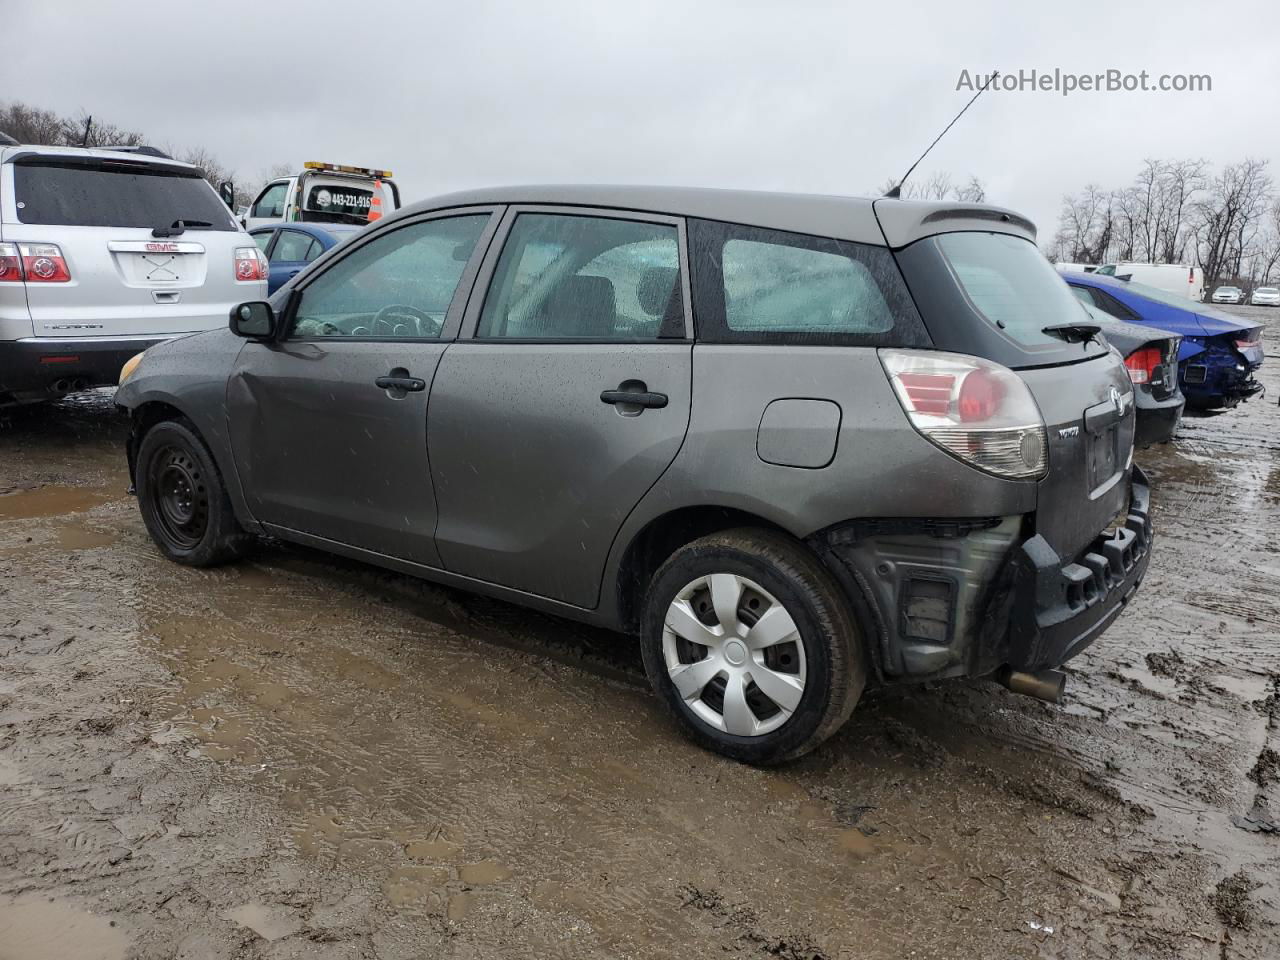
241, 162, 400, 232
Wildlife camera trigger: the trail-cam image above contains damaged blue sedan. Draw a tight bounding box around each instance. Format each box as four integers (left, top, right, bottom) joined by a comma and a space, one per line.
1062, 272, 1264, 409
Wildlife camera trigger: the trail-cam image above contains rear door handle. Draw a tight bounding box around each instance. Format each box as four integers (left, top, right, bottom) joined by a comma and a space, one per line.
376, 375, 426, 392
600, 389, 667, 409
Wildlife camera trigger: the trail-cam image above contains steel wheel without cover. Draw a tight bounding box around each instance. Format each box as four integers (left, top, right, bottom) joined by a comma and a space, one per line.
662, 573, 807, 737
148, 444, 209, 551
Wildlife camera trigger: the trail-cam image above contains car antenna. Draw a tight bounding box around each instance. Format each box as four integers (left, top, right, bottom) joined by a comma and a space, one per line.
884, 71, 998, 199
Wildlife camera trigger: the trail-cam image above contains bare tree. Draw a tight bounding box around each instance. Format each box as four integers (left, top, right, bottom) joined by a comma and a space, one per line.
0, 102, 67, 145
1, 99, 291, 213
876, 171, 988, 203
1051, 184, 1115, 264
1193, 158, 1272, 286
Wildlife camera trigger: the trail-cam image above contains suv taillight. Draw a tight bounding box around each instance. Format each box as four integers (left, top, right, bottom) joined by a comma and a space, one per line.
234, 247, 268, 282
1124, 347, 1162, 384
0, 243, 21, 282
880, 349, 1048, 480
17, 243, 71, 282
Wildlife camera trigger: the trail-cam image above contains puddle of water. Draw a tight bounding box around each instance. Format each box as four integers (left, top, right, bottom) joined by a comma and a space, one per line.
0, 895, 129, 960
446, 893, 474, 922
836, 827, 876, 858
0, 755, 24, 787
384, 866, 449, 909
55, 525, 118, 551
0, 485, 116, 520
458, 861, 513, 885
220, 903, 301, 942
405, 838, 461, 861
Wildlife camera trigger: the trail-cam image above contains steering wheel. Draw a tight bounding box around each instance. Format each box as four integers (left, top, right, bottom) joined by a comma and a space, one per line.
372, 304, 441, 338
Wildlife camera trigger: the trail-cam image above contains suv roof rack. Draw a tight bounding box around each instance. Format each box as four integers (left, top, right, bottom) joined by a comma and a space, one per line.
105, 145, 173, 159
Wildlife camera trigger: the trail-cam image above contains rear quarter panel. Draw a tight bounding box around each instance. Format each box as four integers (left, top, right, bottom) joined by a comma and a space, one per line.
597, 345, 1037, 620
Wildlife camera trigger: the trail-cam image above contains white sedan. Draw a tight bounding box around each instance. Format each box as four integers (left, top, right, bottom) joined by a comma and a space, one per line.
1211, 286, 1243, 304
1249, 286, 1280, 306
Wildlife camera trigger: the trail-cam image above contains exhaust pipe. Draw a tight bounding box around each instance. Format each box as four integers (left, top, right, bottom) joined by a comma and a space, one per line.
997, 667, 1066, 703
71, 377, 88, 392
51, 378, 71, 394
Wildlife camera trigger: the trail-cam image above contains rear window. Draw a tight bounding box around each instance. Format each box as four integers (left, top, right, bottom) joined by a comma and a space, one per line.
304, 183, 373, 218
13, 160, 236, 230
936, 233, 1093, 350
688, 219, 929, 345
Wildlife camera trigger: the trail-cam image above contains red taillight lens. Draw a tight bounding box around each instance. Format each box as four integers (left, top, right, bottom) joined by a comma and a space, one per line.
1234, 334, 1262, 350
234, 247, 268, 282
18, 243, 70, 282
957, 368, 1006, 421
0, 243, 21, 282
897, 372, 955, 415
880, 349, 1049, 480
1124, 347, 1162, 384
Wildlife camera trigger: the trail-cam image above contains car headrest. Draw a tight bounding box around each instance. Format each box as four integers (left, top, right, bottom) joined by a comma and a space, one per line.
539, 274, 617, 337
637, 266, 679, 317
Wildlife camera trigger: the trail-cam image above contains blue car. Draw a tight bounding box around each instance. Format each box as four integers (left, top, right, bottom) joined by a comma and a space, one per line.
1063, 272, 1264, 409
249, 223, 363, 294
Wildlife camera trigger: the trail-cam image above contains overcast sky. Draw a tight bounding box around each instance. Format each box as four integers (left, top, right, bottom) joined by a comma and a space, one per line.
8, 0, 1278, 242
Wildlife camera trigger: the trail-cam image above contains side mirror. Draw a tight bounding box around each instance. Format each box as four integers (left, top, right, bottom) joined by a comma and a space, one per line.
229, 301, 275, 339
218, 181, 235, 209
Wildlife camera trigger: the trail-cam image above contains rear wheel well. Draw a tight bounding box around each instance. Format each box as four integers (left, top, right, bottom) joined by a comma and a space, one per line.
615, 506, 794, 634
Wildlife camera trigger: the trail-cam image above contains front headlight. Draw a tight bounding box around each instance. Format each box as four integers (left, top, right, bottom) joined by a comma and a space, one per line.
118, 351, 145, 385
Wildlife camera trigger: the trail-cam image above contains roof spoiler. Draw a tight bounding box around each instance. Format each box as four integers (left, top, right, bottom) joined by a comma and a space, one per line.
873, 199, 1036, 248
104, 145, 173, 159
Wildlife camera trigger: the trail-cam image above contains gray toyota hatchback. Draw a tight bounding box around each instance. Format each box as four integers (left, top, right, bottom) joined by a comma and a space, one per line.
116, 186, 1151, 764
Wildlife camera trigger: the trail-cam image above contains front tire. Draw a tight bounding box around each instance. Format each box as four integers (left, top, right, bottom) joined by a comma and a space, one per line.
136, 419, 252, 567
640, 528, 865, 764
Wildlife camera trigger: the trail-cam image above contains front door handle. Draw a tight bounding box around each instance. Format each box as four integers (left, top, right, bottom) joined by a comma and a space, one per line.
600, 388, 667, 409
375, 375, 426, 392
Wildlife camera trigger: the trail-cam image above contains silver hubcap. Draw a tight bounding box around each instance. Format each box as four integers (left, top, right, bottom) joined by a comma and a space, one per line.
662, 573, 806, 737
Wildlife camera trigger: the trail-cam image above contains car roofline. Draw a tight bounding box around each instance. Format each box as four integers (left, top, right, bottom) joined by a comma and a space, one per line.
379, 184, 1035, 248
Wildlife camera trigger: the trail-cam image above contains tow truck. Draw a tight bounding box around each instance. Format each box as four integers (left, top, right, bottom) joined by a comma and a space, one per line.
239, 162, 401, 232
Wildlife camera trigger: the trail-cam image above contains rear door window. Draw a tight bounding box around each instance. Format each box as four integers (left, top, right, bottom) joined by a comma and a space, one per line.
476, 214, 682, 341
688, 219, 928, 345
13, 159, 237, 230
272, 230, 314, 263
305, 183, 373, 218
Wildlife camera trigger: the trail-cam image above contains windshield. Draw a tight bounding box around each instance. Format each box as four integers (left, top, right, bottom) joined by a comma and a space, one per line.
935, 232, 1098, 350
13, 160, 237, 229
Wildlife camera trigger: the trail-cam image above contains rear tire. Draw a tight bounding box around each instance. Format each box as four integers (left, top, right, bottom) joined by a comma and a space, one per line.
640, 528, 864, 765
136, 419, 252, 567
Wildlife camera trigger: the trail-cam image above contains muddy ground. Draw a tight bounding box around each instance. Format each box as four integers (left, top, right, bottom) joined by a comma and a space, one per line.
2, 306, 1279, 959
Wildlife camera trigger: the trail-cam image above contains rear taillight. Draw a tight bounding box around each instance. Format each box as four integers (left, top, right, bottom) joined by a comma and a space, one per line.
234, 247, 268, 282
1124, 347, 1162, 384
1234, 332, 1262, 350
880, 349, 1048, 480
18, 242, 71, 282
0, 243, 21, 282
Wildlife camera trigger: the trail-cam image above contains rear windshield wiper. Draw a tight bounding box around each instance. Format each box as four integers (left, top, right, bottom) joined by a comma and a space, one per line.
151, 219, 214, 237
1042, 322, 1101, 345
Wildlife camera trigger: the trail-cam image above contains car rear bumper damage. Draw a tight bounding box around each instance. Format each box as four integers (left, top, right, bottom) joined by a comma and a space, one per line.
814, 466, 1152, 687
0, 335, 171, 402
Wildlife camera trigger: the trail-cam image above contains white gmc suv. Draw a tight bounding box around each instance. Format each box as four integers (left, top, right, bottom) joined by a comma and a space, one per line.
0, 142, 268, 405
